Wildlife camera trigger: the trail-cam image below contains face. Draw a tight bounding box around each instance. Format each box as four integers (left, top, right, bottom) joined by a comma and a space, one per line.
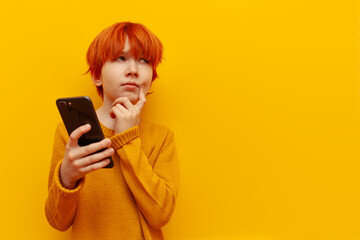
94, 37, 153, 104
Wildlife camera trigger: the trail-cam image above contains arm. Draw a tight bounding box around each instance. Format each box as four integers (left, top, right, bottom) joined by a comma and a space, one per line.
45, 123, 114, 231
110, 86, 180, 228
111, 126, 180, 229
45, 123, 82, 231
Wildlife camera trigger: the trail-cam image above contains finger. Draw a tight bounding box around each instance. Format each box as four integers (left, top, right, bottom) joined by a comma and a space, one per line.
112, 97, 133, 110
68, 138, 111, 161
79, 138, 112, 156
110, 104, 128, 119
80, 158, 112, 174
68, 124, 91, 148
135, 85, 146, 110
109, 105, 126, 119
76, 147, 114, 169
109, 109, 116, 119
139, 85, 146, 101
110, 106, 121, 119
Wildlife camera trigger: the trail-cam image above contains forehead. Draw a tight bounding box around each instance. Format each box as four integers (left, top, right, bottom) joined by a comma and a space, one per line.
121, 36, 144, 56
122, 37, 130, 52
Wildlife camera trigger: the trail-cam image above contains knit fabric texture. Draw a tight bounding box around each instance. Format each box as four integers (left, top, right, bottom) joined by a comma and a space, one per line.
45, 119, 180, 240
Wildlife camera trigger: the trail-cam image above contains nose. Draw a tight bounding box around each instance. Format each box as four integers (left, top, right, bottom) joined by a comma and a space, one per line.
125, 59, 138, 78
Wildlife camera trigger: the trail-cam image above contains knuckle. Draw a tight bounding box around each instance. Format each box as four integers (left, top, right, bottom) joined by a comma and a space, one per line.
102, 160, 109, 167
67, 152, 75, 161
72, 161, 80, 168
83, 146, 93, 155
69, 134, 77, 142
115, 97, 126, 103
99, 141, 106, 149
88, 155, 96, 163
90, 164, 97, 171
103, 138, 110, 145
65, 144, 71, 152
102, 141, 109, 149
103, 150, 111, 158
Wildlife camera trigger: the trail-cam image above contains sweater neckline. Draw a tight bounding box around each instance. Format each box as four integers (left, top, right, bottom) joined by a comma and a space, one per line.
100, 118, 146, 137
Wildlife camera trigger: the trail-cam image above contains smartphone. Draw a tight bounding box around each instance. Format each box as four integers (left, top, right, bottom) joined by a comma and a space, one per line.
56, 96, 114, 168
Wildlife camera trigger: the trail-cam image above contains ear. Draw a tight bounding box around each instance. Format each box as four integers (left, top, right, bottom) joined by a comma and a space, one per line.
92, 76, 102, 86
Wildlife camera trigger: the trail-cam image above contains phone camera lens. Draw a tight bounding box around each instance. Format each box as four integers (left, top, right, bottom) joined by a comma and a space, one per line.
58, 101, 67, 106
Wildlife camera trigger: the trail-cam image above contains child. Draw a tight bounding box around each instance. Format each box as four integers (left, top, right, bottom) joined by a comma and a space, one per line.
45, 22, 180, 240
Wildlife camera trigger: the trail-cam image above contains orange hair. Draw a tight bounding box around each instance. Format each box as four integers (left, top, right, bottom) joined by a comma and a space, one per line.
85, 22, 163, 98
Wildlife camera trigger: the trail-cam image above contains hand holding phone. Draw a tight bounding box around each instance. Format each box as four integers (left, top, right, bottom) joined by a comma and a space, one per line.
60, 124, 114, 189
56, 96, 114, 189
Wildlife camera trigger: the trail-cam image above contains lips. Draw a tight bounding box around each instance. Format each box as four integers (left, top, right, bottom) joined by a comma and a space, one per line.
122, 82, 139, 87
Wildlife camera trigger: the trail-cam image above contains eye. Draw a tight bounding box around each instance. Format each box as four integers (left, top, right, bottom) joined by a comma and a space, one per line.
117, 56, 126, 61
139, 58, 149, 64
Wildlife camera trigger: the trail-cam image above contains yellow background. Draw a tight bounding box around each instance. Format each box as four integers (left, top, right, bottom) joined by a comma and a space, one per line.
0, 0, 359, 239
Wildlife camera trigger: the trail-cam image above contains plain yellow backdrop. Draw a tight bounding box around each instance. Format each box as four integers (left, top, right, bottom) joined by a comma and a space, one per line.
0, 0, 359, 239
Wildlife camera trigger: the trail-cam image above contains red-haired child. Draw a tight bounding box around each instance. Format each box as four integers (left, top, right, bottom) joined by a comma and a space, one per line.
45, 22, 180, 240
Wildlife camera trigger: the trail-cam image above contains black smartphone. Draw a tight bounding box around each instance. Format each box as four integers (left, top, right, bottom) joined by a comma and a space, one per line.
56, 96, 114, 168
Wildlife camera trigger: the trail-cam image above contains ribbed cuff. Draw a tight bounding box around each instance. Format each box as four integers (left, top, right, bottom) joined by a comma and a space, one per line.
111, 126, 140, 149
54, 160, 84, 196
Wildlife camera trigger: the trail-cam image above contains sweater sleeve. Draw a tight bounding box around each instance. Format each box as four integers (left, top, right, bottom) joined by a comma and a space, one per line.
45, 123, 84, 231
111, 126, 180, 229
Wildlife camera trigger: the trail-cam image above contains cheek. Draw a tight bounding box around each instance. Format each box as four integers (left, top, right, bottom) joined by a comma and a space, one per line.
141, 66, 153, 85
101, 72, 118, 88
101, 63, 123, 83
144, 83, 152, 95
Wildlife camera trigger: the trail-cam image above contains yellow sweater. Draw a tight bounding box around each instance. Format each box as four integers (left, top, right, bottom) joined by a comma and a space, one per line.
45, 118, 180, 240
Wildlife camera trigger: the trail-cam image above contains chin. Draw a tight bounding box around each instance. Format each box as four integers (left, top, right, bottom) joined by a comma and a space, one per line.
125, 94, 137, 102
130, 98, 139, 104
115, 91, 137, 101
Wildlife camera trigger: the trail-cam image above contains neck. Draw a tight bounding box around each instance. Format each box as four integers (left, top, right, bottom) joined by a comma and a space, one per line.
96, 96, 116, 130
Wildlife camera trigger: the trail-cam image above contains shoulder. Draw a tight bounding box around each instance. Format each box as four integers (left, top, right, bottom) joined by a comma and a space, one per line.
54, 121, 70, 143
140, 119, 175, 142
